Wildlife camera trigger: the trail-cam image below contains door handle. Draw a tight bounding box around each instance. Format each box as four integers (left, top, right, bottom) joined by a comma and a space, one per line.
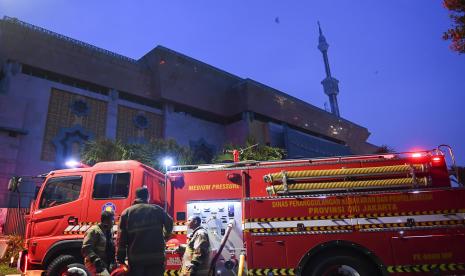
68, 216, 78, 225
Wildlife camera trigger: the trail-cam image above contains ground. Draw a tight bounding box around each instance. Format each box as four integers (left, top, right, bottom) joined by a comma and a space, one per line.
0, 262, 17, 276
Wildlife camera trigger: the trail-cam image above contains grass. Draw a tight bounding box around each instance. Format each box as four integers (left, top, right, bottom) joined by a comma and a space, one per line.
0, 262, 18, 276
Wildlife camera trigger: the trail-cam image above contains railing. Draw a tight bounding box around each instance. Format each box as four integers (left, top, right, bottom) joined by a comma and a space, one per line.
3, 208, 29, 236
2, 16, 137, 64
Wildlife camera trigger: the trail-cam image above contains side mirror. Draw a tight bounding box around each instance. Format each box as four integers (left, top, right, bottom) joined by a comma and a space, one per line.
8, 176, 21, 192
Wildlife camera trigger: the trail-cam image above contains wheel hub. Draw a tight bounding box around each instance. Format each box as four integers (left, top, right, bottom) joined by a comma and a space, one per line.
323, 264, 361, 276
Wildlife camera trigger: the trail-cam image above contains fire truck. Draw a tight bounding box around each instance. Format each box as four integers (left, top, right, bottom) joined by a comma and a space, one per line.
11, 145, 465, 275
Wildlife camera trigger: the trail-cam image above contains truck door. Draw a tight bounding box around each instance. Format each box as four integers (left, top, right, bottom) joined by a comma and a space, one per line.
28, 174, 85, 262
84, 171, 133, 223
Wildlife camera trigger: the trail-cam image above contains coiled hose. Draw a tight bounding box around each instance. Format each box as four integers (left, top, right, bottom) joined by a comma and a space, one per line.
264, 164, 425, 183
266, 177, 428, 195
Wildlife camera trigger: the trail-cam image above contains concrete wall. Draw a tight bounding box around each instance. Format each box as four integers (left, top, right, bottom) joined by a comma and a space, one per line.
0, 16, 379, 187
242, 80, 371, 146
164, 104, 225, 152
284, 126, 352, 158
149, 47, 241, 116
0, 70, 52, 207
0, 18, 153, 99
0, 69, 125, 208
225, 120, 249, 146
0, 17, 377, 157
0, 131, 20, 207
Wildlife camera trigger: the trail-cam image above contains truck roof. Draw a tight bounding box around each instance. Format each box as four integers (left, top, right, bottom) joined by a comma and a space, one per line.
48, 160, 163, 177
168, 152, 415, 173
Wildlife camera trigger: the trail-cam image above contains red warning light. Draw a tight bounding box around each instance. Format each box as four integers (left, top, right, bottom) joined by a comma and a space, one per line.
431, 156, 444, 166
411, 153, 423, 158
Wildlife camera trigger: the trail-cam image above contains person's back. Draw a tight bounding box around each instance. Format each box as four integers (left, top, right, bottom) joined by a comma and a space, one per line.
122, 202, 170, 263
117, 187, 173, 276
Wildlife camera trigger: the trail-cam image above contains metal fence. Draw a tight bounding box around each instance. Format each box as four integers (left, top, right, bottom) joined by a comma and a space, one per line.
3, 208, 29, 236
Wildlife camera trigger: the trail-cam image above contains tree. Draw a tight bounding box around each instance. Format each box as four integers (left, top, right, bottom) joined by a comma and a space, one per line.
81, 138, 152, 166
81, 138, 195, 171
443, 0, 465, 54
374, 144, 395, 154
214, 138, 286, 162
146, 138, 194, 171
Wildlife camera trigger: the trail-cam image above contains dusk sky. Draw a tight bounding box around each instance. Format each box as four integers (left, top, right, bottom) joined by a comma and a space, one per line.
1, 0, 464, 165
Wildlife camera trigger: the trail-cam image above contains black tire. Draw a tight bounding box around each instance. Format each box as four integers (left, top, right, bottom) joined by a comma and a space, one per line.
46, 255, 78, 276
302, 251, 379, 276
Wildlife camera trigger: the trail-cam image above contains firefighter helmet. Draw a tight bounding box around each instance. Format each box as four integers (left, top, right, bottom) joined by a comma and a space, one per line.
166, 238, 181, 251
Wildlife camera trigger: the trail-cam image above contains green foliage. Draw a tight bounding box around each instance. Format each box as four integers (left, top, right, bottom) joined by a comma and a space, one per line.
214, 138, 285, 162
146, 139, 194, 171
0, 263, 18, 275
374, 144, 396, 154
81, 139, 125, 165
443, 0, 465, 53
81, 139, 152, 166
81, 138, 195, 171
82, 137, 284, 169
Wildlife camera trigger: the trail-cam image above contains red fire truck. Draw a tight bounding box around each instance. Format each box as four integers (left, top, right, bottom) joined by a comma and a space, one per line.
12, 145, 465, 275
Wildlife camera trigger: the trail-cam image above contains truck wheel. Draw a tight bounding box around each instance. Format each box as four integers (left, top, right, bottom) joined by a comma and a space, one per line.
303, 253, 378, 276
67, 263, 91, 276
46, 255, 78, 276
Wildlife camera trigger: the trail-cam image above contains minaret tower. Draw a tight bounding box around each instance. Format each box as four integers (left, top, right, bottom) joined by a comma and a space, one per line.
318, 22, 340, 117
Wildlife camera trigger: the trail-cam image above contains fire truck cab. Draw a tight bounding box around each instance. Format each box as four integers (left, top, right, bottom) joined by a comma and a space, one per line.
15, 146, 465, 276
17, 161, 165, 275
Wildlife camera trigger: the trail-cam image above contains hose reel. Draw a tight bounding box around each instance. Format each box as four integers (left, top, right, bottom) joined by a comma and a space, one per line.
264, 164, 429, 195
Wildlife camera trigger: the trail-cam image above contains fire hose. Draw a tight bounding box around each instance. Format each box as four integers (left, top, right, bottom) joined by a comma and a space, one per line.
264, 164, 425, 183
266, 177, 428, 195
208, 220, 235, 276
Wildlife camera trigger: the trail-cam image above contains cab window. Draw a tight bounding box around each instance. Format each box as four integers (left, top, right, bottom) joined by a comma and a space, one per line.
93, 173, 130, 199
39, 176, 82, 209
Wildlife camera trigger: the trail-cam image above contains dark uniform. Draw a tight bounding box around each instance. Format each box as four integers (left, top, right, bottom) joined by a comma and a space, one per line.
82, 223, 115, 275
117, 198, 173, 276
180, 226, 211, 276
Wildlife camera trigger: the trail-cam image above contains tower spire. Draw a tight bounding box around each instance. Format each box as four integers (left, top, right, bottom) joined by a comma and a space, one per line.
317, 22, 340, 117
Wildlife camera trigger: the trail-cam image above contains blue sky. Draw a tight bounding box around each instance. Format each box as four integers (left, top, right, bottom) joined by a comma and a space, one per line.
1, 0, 464, 165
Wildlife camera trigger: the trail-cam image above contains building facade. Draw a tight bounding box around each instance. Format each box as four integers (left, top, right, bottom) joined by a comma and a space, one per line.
0, 17, 377, 210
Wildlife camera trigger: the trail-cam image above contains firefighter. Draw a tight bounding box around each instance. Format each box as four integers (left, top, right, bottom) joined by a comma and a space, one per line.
116, 187, 173, 276
82, 210, 116, 276
180, 215, 211, 276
